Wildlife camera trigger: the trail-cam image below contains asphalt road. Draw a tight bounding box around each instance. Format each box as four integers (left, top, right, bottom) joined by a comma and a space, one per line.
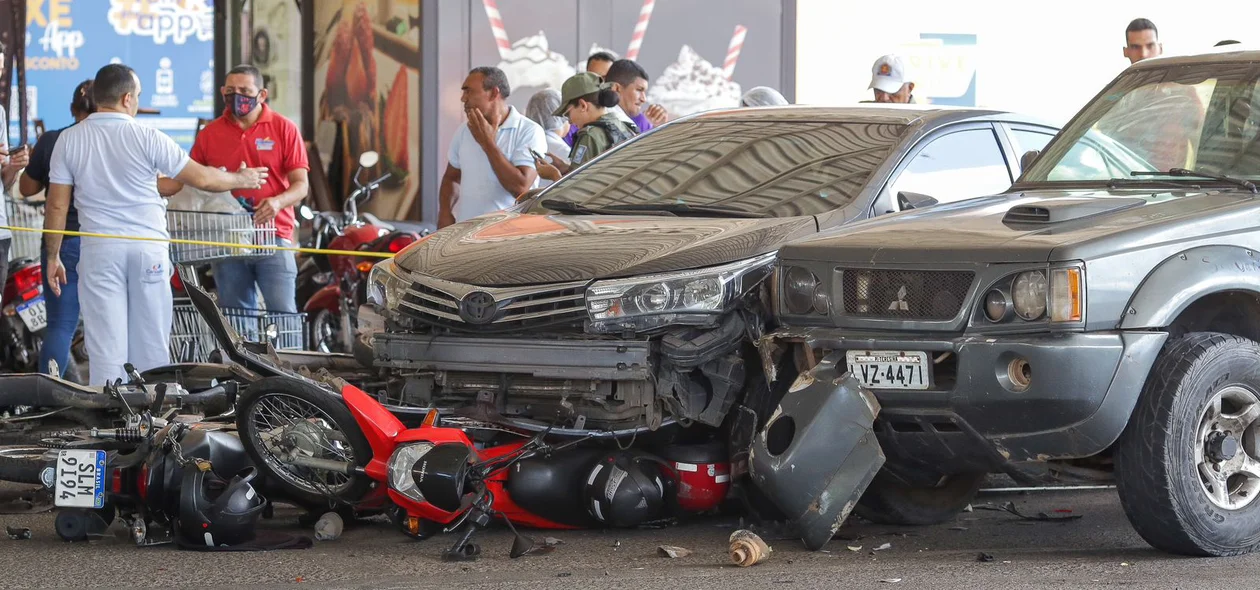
1, 483, 1255, 589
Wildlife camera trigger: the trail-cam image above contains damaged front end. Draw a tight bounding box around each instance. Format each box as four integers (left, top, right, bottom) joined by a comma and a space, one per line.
365, 254, 776, 434
749, 353, 884, 550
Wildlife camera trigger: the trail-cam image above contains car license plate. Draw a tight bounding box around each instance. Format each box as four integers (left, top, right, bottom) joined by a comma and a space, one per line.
53, 449, 107, 509
16, 297, 47, 332
845, 350, 931, 390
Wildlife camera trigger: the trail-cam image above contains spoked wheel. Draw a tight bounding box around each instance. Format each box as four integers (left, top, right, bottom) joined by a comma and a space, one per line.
236, 377, 374, 510
310, 310, 342, 354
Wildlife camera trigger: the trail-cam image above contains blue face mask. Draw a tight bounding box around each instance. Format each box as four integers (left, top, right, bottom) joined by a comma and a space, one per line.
226, 92, 260, 117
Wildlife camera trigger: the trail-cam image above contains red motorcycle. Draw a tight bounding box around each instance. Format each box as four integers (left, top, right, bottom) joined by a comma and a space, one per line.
299, 151, 426, 354
0, 255, 86, 383
234, 377, 731, 560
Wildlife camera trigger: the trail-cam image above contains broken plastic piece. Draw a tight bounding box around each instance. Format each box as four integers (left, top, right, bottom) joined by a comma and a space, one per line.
6, 526, 31, 540
729, 529, 772, 567
314, 512, 344, 541
873, 542, 892, 552
658, 545, 692, 558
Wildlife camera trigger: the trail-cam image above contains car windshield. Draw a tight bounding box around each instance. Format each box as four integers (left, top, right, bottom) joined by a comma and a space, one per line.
1023, 61, 1260, 185
526, 119, 906, 218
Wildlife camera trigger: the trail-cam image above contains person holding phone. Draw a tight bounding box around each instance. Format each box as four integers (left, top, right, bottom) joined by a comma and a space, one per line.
536, 73, 636, 183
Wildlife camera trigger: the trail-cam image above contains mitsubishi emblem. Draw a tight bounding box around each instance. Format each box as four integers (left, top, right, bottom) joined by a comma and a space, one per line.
888, 285, 909, 311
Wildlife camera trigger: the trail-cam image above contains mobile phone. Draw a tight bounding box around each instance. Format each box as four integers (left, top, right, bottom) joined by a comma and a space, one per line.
529, 149, 548, 162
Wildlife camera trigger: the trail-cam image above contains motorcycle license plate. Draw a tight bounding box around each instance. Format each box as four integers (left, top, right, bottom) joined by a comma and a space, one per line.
53, 449, 107, 509
16, 297, 47, 332
845, 350, 931, 390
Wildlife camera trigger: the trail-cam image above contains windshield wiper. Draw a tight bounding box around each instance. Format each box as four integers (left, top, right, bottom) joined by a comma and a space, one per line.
598, 203, 770, 218
1131, 168, 1258, 193
1107, 177, 1201, 190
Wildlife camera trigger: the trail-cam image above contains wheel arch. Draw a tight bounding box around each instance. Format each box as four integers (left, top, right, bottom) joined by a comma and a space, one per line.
1120, 245, 1260, 332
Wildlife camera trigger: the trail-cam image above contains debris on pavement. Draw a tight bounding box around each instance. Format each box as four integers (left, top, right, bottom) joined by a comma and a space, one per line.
6, 526, 31, 540
314, 512, 344, 541
977, 552, 995, 562
975, 501, 1083, 522
878, 578, 902, 583
847, 545, 862, 552
748, 359, 885, 551
949, 526, 968, 531
658, 545, 693, 558
0, 487, 53, 515
729, 529, 772, 567
873, 542, 892, 552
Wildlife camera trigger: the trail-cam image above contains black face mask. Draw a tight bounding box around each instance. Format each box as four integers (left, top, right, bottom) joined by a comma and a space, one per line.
226, 92, 260, 117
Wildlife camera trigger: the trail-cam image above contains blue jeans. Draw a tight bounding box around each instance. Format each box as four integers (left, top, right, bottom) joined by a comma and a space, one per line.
39, 237, 80, 378
211, 239, 298, 313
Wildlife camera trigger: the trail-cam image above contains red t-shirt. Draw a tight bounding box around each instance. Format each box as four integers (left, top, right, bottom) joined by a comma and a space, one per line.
189, 104, 309, 240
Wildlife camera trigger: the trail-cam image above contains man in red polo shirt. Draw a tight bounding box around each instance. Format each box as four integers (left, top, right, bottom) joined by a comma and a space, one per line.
189, 64, 309, 313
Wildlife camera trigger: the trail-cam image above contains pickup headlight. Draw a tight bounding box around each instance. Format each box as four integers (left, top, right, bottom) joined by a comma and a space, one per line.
387, 442, 435, 503
984, 265, 1084, 325
585, 252, 776, 331
780, 266, 829, 315
1012, 271, 1048, 320
367, 259, 409, 311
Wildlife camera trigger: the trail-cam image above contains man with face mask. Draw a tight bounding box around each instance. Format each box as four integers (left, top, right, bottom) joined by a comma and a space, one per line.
188, 64, 310, 313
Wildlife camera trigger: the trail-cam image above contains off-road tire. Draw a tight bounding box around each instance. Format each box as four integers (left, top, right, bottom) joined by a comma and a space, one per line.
236, 376, 375, 511
1115, 332, 1260, 556
0, 446, 50, 485
854, 471, 986, 526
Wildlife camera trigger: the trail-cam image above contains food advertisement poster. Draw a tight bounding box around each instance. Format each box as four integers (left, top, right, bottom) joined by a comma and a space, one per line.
11, 0, 216, 150
312, 0, 420, 220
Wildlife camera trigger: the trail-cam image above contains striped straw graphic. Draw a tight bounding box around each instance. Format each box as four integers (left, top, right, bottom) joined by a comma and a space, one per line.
625, 0, 655, 61
483, 0, 511, 60
723, 25, 747, 80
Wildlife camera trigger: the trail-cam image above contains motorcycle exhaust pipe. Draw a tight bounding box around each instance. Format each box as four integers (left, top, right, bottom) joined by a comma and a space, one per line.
287, 455, 362, 475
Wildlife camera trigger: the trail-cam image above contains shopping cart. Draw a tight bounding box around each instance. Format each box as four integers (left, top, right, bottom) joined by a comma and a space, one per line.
165, 209, 307, 362
5, 196, 44, 262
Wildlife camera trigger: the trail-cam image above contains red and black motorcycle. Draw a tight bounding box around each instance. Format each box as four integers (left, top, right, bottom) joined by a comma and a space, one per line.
234, 376, 731, 559
0, 255, 86, 383
298, 151, 428, 354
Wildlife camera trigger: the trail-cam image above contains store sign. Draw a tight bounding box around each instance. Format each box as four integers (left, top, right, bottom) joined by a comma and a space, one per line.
11, 0, 215, 150
899, 33, 978, 106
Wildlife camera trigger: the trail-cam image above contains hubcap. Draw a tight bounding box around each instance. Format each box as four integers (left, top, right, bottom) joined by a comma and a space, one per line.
1196, 385, 1260, 510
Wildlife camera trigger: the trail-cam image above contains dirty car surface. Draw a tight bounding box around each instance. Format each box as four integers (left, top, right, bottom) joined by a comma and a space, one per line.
771, 49, 1260, 556
365, 106, 1057, 437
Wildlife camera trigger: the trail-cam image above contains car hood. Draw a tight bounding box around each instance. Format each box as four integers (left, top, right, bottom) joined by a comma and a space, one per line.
394, 212, 817, 285
783, 188, 1255, 264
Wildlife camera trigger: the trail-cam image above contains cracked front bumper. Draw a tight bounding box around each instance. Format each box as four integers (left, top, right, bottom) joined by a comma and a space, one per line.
771, 328, 1168, 472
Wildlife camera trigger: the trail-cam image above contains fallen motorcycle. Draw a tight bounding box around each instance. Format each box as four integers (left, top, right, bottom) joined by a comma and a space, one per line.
234, 376, 732, 558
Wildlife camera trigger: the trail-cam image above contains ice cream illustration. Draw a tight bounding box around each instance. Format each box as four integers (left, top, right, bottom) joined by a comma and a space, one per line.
496, 31, 575, 92
647, 45, 742, 118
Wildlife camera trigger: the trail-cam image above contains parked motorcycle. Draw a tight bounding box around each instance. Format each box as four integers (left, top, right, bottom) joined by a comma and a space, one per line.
299, 151, 427, 354
0, 257, 86, 383
234, 376, 732, 559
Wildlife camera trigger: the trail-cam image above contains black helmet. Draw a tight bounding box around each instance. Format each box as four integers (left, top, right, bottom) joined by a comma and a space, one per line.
177, 465, 267, 547
583, 451, 675, 528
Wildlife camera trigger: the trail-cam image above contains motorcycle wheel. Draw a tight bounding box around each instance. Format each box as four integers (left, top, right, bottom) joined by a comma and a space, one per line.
0, 446, 51, 485
309, 309, 342, 354
236, 376, 375, 511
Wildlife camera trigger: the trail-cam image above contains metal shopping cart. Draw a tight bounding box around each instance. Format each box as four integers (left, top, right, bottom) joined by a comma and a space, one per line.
166, 209, 307, 362
5, 196, 44, 262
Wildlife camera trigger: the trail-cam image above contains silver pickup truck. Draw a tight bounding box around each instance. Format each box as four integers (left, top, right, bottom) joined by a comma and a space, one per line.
770, 48, 1260, 557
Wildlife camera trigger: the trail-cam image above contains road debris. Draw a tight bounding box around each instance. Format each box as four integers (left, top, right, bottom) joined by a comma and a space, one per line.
6, 526, 31, 540
729, 529, 772, 567
977, 552, 994, 562
847, 545, 863, 552
948, 526, 968, 531
976, 501, 1083, 522
314, 512, 344, 541
878, 578, 902, 583
658, 545, 693, 558
873, 542, 892, 552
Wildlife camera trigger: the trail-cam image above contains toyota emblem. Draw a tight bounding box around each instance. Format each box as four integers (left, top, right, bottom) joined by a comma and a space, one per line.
459, 291, 498, 324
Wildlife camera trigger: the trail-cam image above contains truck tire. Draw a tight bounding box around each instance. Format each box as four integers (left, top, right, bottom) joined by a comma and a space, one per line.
854, 471, 985, 526
1115, 332, 1260, 557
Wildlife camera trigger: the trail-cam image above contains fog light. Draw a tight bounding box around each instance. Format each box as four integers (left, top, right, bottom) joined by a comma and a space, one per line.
1007, 357, 1032, 391
984, 290, 1007, 322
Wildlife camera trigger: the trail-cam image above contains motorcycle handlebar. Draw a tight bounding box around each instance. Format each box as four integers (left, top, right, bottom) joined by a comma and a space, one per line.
0, 375, 231, 412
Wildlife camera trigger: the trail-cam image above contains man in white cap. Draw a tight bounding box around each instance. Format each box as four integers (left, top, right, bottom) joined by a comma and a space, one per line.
868, 55, 917, 103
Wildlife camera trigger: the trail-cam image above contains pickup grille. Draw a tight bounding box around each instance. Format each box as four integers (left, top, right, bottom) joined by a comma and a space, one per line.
840, 269, 974, 321
398, 275, 589, 333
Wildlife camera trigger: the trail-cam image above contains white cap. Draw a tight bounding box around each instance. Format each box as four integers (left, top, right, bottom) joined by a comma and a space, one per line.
869, 54, 909, 94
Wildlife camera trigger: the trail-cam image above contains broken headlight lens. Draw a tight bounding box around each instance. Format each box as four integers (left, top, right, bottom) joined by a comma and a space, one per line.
367, 259, 409, 311
387, 442, 435, 503
586, 253, 776, 326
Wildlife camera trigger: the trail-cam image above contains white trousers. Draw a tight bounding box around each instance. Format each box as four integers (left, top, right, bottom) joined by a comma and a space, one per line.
78, 239, 173, 386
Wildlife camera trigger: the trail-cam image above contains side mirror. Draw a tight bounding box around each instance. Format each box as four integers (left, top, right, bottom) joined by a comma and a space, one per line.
298, 204, 315, 221
1019, 150, 1041, 173
359, 151, 380, 169
897, 191, 939, 211
515, 188, 544, 204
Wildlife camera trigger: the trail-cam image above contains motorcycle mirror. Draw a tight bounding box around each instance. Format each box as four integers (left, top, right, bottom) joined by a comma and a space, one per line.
359, 151, 380, 169
298, 204, 315, 221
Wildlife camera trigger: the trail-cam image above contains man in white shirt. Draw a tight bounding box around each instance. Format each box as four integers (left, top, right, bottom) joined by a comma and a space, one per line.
45, 64, 269, 385
439, 66, 547, 228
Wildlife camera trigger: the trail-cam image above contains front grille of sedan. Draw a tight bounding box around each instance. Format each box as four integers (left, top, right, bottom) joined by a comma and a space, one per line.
397, 275, 589, 333
839, 269, 974, 321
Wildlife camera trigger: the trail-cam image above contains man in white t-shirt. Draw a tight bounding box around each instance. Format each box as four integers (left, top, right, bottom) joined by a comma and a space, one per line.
439, 66, 547, 228
45, 64, 269, 385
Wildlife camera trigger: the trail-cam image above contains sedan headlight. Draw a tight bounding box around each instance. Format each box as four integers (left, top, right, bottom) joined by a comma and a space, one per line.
387, 442, 435, 502
586, 252, 776, 331
367, 259, 409, 311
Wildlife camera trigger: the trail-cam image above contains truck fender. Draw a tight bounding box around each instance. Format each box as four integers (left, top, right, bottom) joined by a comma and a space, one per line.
1121, 245, 1260, 330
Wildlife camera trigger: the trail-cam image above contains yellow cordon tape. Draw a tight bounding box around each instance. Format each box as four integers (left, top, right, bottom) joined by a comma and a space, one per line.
0, 226, 397, 259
